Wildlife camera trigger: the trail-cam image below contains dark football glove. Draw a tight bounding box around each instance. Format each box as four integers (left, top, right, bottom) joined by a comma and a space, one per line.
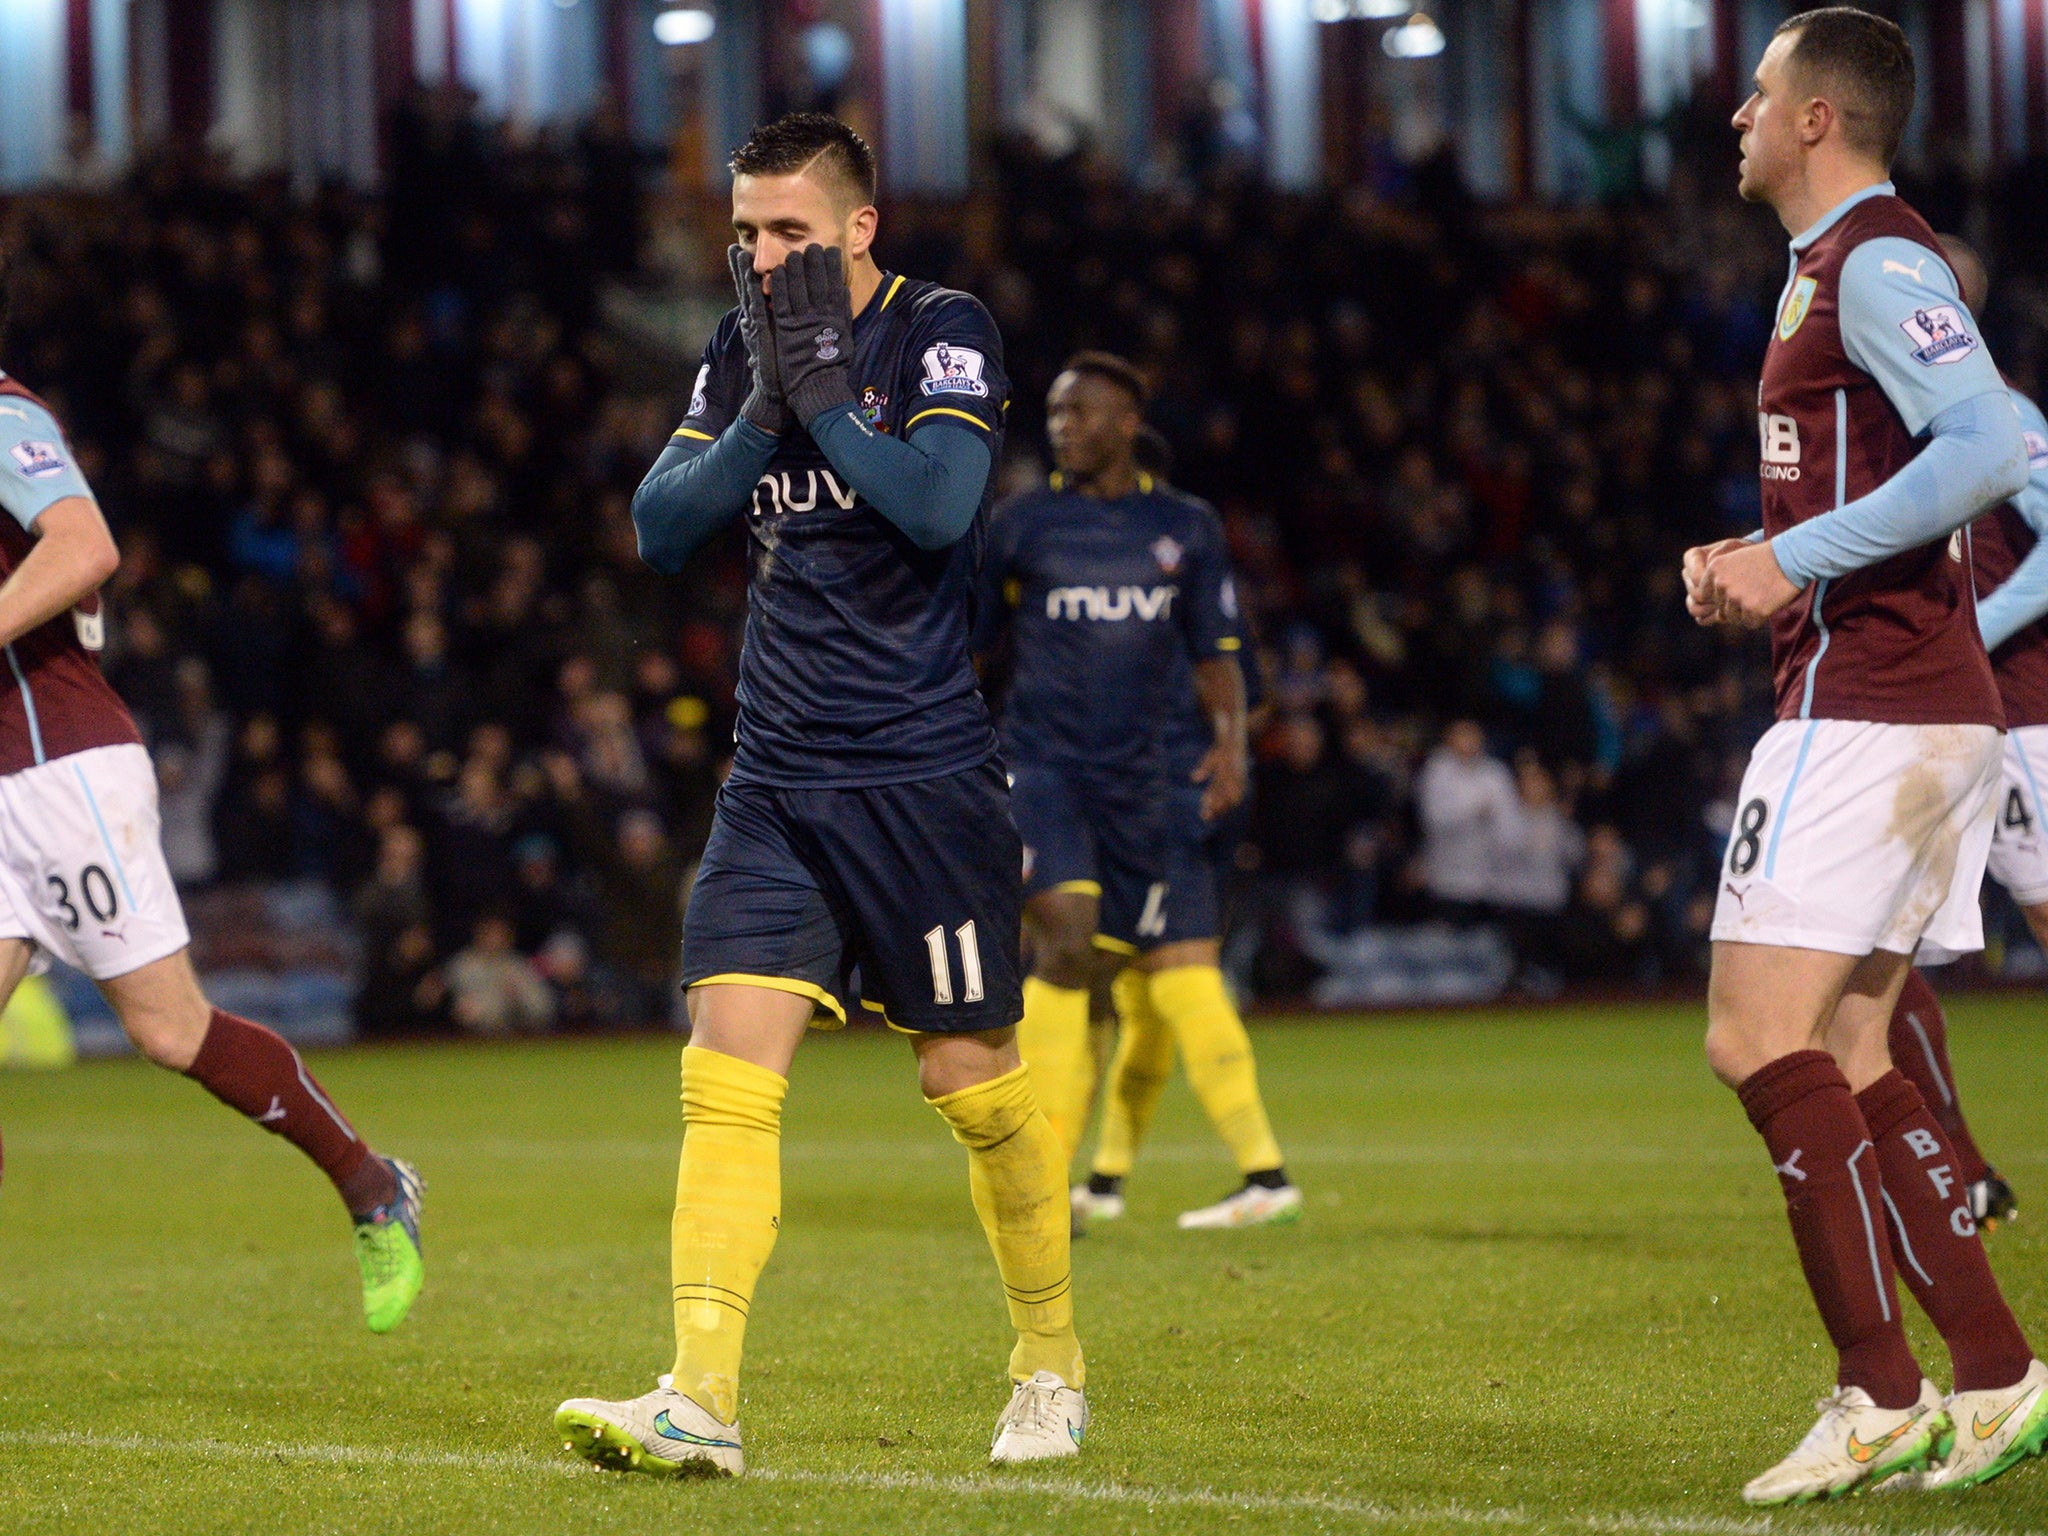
769, 243, 857, 427
728, 244, 789, 435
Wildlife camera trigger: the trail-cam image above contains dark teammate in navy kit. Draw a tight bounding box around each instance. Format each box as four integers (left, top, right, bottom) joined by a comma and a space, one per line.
979, 353, 1296, 1231
554, 114, 1088, 1481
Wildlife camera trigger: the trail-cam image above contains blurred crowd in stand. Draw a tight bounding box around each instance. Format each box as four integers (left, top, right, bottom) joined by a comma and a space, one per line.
4, 91, 2043, 1029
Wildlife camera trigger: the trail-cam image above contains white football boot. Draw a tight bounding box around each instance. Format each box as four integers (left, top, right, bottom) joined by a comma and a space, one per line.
1896, 1359, 2048, 1491
1742, 1380, 1947, 1505
554, 1379, 743, 1478
990, 1370, 1088, 1465
1177, 1180, 1303, 1230
1071, 1182, 1126, 1222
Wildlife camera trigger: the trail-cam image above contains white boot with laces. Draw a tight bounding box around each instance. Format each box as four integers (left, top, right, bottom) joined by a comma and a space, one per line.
990, 1370, 1088, 1464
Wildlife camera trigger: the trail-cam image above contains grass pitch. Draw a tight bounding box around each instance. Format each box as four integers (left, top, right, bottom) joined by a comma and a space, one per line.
6, 1000, 2048, 1535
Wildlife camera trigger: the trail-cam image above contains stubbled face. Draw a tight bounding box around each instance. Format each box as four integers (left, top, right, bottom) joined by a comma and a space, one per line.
1046, 370, 1138, 481
1733, 32, 1805, 206
730, 171, 870, 288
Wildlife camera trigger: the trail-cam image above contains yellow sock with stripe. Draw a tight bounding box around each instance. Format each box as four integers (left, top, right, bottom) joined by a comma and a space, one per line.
929, 1063, 1085, 1386
1150, 965, 1283, 1175
1091, 967, 1175, 1179
1015, 975, 1094, 1166
670, 1044, 787, 1424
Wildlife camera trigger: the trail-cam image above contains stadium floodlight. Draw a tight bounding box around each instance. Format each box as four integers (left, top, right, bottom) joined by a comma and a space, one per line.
1382, 13, 1445, 56
653, 8, 716, 45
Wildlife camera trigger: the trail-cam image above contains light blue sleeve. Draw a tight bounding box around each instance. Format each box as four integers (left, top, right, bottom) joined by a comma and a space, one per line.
0, 398, 93, 529
1772, 390, 2027, 586
1838, 238, 2009, 435
1975, 389, 2048, 652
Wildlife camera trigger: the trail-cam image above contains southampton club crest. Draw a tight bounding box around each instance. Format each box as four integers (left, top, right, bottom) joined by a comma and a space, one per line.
1151, 535, 1184, 574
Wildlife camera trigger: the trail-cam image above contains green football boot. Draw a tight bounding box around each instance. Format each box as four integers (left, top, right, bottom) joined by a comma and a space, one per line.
354, 1157, 424, 1333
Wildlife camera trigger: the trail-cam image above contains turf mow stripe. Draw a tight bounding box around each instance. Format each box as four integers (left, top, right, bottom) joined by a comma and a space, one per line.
0, 1431, 2034, 1536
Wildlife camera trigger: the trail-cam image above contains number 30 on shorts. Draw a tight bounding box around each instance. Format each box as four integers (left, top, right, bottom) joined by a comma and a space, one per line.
47, 865, 120, 930
1727, 798, 1770, 877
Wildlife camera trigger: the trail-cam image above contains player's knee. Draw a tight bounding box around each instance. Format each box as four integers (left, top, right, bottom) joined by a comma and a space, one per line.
113, 984, 213, 1071
125, 1005, 209, 1071
1702, 1020, 1753, 1089
1030, 927, 1095, 988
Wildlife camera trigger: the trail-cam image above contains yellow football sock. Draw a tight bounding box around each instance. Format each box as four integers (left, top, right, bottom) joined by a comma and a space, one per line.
1091, 967, 1175, 1179
670, 1044, 787, 1424
1150, 965, 1283, 1175
929, 1063, 1085, 1387
1015, 975, 1094, 1166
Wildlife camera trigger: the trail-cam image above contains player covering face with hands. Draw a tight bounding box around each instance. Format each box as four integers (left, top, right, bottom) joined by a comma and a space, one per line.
554, 114, 1086, 1478
1684, 7, 2047, 1505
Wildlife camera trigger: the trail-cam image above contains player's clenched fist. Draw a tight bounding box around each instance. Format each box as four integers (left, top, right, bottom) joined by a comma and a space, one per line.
1682, 538, 1747, 626
1701, 540, 1801, 628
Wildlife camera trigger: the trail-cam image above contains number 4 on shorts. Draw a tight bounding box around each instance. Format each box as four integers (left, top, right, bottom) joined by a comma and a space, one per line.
923, 921, 985, 1005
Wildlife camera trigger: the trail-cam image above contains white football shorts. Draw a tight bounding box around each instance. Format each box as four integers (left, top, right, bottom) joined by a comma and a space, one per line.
0, 742, 191, 980
1985, 724, 2048, 908
1711, 719, 2001, 964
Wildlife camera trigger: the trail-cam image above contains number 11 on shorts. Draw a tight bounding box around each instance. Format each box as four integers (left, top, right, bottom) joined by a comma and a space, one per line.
924, 921, 985, 1005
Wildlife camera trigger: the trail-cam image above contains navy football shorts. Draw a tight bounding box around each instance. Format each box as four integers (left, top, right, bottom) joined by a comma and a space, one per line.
1010, 756, 1172, 952
681, 762, 1024, 1035
1117, 783, 1251, 948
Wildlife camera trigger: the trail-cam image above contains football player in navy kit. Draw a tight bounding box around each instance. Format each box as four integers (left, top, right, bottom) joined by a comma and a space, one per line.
980, 354, 1296, 1232
553, 115, 1086, 1477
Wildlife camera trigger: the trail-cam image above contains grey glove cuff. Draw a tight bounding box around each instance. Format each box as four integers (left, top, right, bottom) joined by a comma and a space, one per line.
786, 367, 857, 430
741, 386, 791, 435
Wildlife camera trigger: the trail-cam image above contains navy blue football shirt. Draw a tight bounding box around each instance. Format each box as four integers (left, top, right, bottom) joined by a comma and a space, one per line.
979, 476, 1240, 768
676, 273, 1009, 787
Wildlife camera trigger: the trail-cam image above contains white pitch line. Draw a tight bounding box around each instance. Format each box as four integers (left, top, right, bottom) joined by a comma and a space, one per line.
1, 1430, 2038, 1536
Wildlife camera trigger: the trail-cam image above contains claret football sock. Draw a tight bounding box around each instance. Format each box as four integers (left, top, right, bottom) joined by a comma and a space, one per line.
1016, 976, 1094, 1166
1886, 972, 1991, 1185
929, 1063, 1084, 1388
184, 1008, 390, 1213
1856, 1070, 2033, 1393
1149, 965, 1283, 1177
1090, 967, 1174, 1180
670, 1045, 787, 1424
1737, 1049, 1923, 1408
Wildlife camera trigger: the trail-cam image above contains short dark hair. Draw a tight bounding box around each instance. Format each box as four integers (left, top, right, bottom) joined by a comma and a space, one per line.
1775, 7, 1915, 166
729, 113, 877, 209
1058, 350, 1150, 407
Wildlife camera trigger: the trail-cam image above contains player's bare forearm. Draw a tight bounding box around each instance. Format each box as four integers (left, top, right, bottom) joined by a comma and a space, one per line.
1191, 656, 1248, 820
0, 496, 118, 650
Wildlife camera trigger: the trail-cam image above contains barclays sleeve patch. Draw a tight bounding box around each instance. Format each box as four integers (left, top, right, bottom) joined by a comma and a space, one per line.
1899, 304, 1980, 367
2026, 430, 2048, 470
8, 440, 68, 479
687, 363, 711, 421
919, 343, 989, 398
